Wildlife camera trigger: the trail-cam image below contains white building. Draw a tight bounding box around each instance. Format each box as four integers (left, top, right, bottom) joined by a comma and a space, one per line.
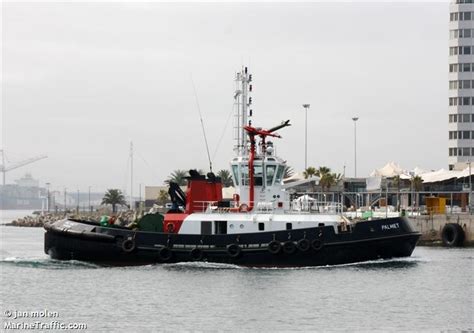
448, 0, 474, 170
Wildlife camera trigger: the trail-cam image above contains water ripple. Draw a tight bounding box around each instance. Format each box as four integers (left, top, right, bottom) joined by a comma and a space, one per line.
0, 257, 100, 269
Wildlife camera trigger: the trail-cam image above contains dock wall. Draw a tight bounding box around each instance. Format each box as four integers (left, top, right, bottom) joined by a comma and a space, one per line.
411, 214, 473, 246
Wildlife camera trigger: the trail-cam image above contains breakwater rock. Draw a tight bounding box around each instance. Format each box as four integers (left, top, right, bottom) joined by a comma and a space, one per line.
6, 211, 139, 228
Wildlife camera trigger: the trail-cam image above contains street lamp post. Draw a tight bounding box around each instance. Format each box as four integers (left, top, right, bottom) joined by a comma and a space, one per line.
46, 182, 50, 212
76, 189, 80, 213
88, 186, 92, 212
352, 117, 359, 177
302, 104, 310, 170
63, 188, 67, 214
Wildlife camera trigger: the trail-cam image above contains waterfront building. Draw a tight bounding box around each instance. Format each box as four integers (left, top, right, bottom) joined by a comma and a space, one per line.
448, 0, 474, 170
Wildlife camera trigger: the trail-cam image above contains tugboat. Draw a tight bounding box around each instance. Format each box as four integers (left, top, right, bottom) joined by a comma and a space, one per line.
44, 67, 421, 267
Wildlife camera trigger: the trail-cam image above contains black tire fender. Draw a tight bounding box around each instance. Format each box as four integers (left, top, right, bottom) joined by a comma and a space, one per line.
268, 240, 282, 255
122, 239, 136, 253
158, 247, 173, 261
190, 247, 204, 261
226, 244, 242, 258
311, 239, 324, 251
296, 239, 311, 252
283, 241, 297, 255
441, 223, 465, 247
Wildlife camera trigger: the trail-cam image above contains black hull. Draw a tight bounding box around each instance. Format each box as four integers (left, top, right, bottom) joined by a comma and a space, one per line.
44, 217, 421, 267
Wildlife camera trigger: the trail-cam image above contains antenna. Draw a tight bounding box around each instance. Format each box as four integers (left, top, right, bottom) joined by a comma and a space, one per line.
190, 75, 213, 173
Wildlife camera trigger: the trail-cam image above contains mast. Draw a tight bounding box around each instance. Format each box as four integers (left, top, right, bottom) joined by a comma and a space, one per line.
233, 67, 253, 156
130, 141, 133, 210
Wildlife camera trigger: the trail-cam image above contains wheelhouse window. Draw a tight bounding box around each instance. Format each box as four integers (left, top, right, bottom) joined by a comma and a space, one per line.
258, 223, 265, 231
254, 164, 263, 186
274, 165, 285, 184
266, 165, 276, 186
241, 165, 249, 186
232, 165, 240, 186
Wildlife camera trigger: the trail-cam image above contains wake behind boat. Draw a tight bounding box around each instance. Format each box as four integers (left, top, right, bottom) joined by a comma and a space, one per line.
44, 67, 421, 267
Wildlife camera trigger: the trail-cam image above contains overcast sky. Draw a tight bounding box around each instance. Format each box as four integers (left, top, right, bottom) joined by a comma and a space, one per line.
1, 1, 449, 194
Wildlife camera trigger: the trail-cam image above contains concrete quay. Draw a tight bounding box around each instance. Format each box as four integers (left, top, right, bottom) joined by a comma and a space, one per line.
411, 214, 473, 246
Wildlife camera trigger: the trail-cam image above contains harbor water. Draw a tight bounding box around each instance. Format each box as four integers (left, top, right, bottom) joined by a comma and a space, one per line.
0, 211, 473, 331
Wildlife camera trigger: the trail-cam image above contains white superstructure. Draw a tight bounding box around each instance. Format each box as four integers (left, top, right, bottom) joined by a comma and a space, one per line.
448, 0, 474, 169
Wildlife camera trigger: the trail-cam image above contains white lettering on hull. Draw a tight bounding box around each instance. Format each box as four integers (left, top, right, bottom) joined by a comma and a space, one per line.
381, 223, 400, 231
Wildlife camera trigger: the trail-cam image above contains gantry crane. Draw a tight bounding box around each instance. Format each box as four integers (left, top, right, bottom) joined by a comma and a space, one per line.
0, 149, 48, 185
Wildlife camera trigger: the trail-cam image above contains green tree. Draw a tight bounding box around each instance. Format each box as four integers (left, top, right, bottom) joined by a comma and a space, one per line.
314, 166, 341, 191
303, 166, 317, 179
411, 175, 423, 192
217, 169, 234, 187
101, 189, 127, 213
315, 166, 331, 178
284, 165, 295, 179
156, 189, 169, 206
392, 175, 401, 211
165, 169, 188, 186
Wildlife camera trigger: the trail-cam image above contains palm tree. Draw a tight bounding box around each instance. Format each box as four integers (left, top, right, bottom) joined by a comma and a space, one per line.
101, 189, 127, 213
217, 169, 234, 187
156, 189, 169, 206
410, 175, 423, 211
411, 175, 423, 192
165, 169, 188, 186
319, 172, 342, 192
393, 175, 401, 211
303, 166, 317, 179
284, 165, 295, 179
315, 166, 331, 178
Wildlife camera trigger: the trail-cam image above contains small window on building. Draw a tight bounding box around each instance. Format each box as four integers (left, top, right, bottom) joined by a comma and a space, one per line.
464, 12, 471, 20
463, 148, 471, 156
464, 131, 470, 139
464, 46, 471, 55
449, 131, 453, 140
463, 114, 471, 122
258, 222, 265, 231
464, 97, 470, 105
286, 223, 292, 230
465, 29, 472, 37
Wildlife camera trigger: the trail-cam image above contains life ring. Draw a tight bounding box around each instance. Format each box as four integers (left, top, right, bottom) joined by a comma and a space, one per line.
226, 244, 242, 258
268, 240, 282, 255
311, 239, 323, 251
239, 204, 249, 212
122, 239, 136, 253
158, 247, 172, 261
441, 223, 465, 247
190, 248, 204, 261
283, 241, 297, 255
296, 239, 311, 252
166, 223, 175, 233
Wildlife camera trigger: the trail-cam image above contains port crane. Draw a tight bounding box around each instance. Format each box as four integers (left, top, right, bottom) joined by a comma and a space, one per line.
0, 149, 47, 185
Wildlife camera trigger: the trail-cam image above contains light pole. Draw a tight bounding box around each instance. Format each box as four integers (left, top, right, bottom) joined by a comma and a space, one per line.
302, 104, 310, 170
352, 117, 359, 177
63, 188, 67, 213
88, 186, 92, 212
46, 182, 50, 212
76, 189, 80, 213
